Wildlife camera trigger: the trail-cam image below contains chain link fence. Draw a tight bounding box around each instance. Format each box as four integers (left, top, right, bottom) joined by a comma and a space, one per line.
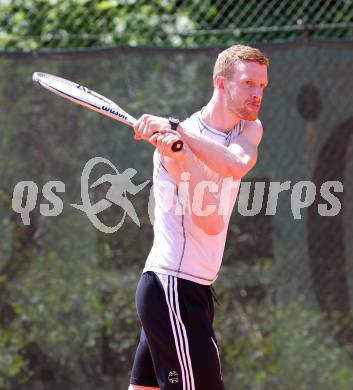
1, 1, 353, 389
0, 0, 353, 50
0, 41, 353, 389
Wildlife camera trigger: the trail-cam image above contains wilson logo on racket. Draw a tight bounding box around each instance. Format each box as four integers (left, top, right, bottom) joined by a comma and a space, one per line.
102, 106, 128, 121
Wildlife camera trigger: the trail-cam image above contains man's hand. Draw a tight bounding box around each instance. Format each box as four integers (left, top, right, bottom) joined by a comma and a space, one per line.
149, 130, 187, 161
133, 114, 170, 141
133, 114, 185, 159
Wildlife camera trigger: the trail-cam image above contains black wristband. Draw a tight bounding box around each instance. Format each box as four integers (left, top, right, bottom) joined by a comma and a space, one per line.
169, 117, 180, 131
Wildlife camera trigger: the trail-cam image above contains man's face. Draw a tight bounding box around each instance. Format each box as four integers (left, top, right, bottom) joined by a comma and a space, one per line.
223, 60, 268, 121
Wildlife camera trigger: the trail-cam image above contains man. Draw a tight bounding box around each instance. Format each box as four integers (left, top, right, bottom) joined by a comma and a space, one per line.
129, 45, 269, 390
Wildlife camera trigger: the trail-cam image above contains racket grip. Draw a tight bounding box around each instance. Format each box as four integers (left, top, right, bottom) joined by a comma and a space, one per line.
151, 131, 183, 153
172, 140, 184, 152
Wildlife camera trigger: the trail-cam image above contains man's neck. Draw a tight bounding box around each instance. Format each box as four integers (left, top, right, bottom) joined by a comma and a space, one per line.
201, 94, 241, 133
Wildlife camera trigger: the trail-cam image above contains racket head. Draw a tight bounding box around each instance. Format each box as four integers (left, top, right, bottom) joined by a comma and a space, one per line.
33, 72, 183, 152
32, 72, 136, 126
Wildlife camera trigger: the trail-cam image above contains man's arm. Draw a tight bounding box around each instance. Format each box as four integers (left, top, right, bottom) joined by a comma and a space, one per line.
177, 119, 263, 180
133, 114, 263, 180
150, 132, 225, 235
168, 150, 225, 235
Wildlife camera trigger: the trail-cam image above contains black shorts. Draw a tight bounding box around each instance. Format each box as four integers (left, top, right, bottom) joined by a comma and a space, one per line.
130, 271, 225, 390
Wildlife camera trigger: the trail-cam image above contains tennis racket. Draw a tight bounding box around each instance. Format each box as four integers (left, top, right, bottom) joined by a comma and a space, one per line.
32, 72, 183, 152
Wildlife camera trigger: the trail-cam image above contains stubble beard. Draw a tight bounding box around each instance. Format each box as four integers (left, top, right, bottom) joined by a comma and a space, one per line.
230, 103, 258, 122
226, 91, 258, 122
240, 109, 258, 121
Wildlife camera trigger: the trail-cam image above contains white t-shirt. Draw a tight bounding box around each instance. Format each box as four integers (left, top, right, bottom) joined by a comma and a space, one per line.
143, 110, 245, 285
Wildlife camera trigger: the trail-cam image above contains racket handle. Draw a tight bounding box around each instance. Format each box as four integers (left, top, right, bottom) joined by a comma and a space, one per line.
151, 131, 183, 153
172, 140, 184, 152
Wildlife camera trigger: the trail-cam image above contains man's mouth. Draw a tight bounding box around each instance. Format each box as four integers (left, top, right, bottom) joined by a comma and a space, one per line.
247, 102, 260, 110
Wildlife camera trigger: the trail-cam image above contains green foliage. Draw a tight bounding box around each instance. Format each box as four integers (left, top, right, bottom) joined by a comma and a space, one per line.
216, 268, 353, 389
2, 256, 353, 389
0, 324, 28, 389
0, 0, 191, 50
1, 38, 353, 388
0, 0, 352, 51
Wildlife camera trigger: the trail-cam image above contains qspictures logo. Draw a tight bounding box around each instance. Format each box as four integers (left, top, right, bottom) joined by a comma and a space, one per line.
70, 157, 149, 233
11, 157, 149, 234
11, 157, 344, 233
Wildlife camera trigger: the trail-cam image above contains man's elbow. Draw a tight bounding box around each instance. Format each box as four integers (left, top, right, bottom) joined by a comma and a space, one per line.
203, 224, 224, 235
229, 158, 257, 180
194, 215, 225, 235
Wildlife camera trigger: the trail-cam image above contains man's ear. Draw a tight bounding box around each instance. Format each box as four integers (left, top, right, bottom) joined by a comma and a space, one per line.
215, 75, 225, 90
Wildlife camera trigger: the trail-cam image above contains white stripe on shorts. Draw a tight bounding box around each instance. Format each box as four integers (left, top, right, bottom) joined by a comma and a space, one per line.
211, 337, 223, 381
157, 273, 195, 390
171, 277, 195, 389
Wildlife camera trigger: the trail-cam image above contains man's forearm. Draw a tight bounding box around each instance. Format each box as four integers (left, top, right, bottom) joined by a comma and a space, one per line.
177, 124, 248, 179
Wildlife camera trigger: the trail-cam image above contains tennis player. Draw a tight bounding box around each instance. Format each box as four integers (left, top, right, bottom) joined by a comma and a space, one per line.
129, 45, 269, 390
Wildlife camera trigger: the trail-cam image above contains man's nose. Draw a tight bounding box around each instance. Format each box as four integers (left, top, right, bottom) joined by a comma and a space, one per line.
251, 87, 263, 100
